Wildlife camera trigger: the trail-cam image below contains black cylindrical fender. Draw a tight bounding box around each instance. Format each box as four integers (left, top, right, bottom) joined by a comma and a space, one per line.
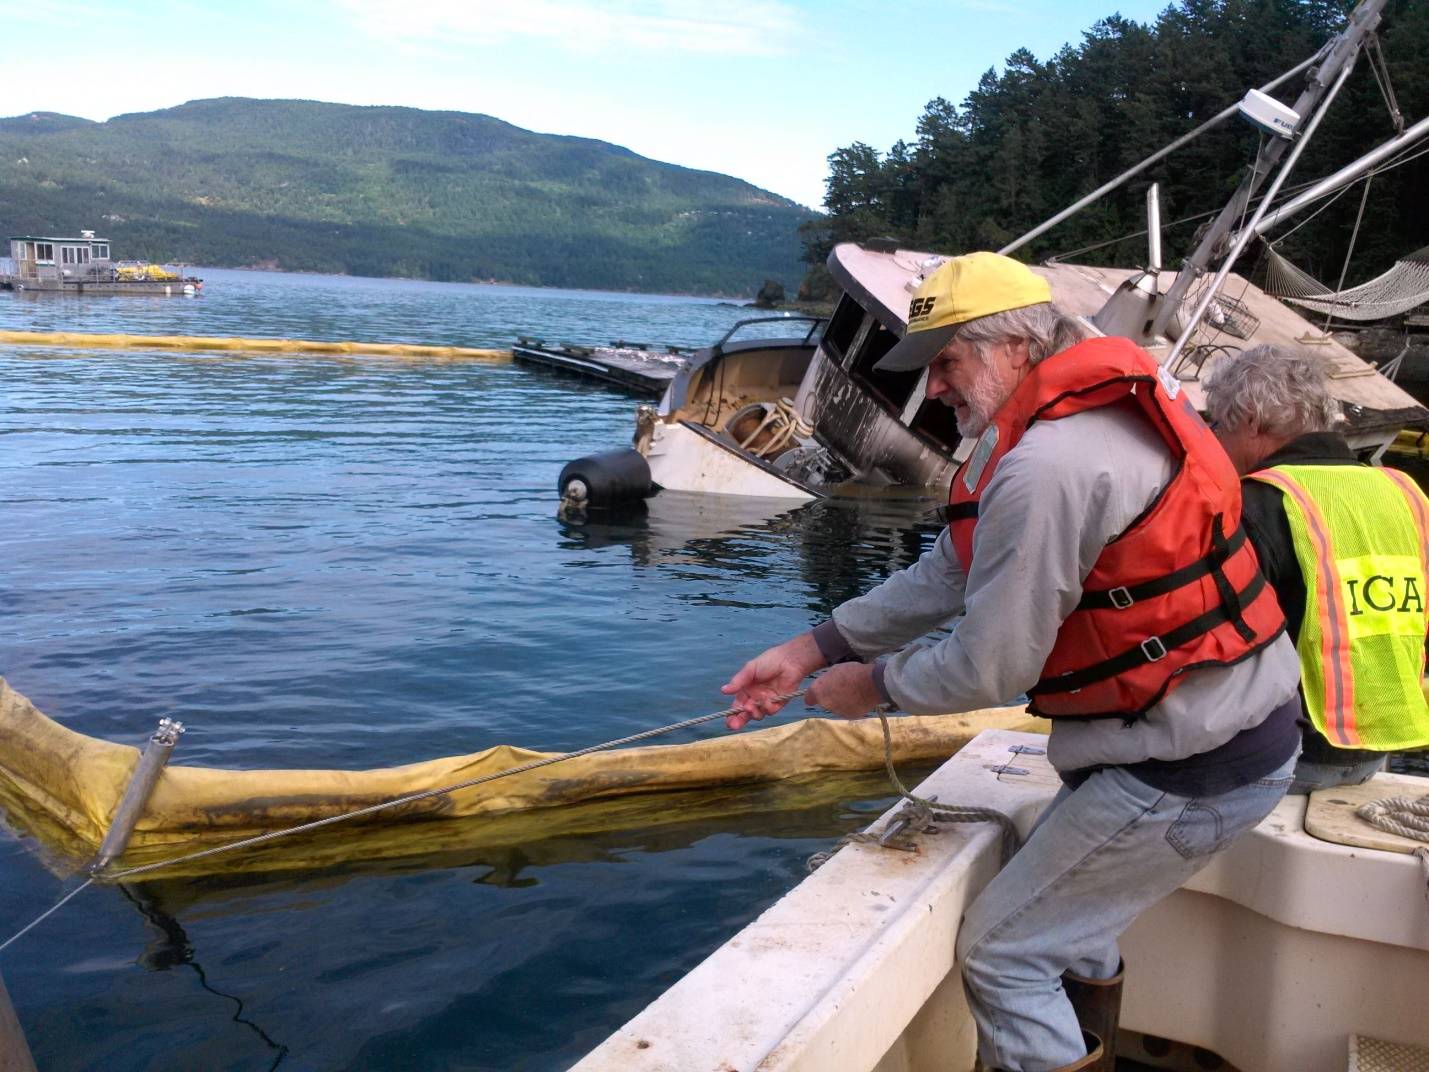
558, 449, 654, 507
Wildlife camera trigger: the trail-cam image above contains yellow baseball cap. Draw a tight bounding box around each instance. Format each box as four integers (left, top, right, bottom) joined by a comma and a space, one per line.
875, 252, 1053, 372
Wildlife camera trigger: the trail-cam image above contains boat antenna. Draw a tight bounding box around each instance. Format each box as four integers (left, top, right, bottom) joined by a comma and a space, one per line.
1146, 184, 1163, 274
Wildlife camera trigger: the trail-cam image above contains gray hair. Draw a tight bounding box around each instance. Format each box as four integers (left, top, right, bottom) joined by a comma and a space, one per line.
1202, 344, 1342, 436
953, 302, 1094, 366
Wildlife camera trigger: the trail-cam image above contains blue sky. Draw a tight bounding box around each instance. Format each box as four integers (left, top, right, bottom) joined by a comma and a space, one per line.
1, 0, 1172, 209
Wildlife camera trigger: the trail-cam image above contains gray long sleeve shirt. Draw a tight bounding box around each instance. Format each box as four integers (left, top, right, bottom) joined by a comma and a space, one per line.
829, 405, 1301, 774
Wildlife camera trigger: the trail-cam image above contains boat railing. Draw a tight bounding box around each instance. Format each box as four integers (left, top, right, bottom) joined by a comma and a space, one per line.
711, 315, 824, 355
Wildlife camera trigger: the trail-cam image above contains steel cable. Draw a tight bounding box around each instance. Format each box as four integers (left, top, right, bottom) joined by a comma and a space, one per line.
0, 693, 804, 951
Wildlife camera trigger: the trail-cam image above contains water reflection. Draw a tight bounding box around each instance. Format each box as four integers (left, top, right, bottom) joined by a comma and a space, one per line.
121, 885, 291, 1069
556, 489, 941, 618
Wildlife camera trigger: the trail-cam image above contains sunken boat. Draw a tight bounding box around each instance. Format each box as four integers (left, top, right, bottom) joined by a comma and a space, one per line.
558, 11, 1429, 514
558, 243, 1428, 511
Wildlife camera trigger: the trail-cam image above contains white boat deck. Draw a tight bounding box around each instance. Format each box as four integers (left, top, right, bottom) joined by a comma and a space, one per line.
574, 728, 1429, 1072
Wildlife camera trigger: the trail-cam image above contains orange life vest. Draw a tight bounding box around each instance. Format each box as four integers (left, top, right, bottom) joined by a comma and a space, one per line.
947, 336, 1285, 719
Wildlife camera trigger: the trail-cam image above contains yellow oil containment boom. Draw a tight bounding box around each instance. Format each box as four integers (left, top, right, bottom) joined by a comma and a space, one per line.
0, 677, 1044, 878
0, 330, 511, 361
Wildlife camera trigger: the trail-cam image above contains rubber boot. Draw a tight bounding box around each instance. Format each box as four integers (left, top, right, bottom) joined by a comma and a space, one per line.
1061, 961, 1123, 1072
1055, 1032, 1106, 1071
978, 1031, 1105, 1072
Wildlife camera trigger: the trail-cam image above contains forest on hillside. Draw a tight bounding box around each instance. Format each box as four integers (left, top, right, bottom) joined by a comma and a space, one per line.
0, 99, 812, 296
800, 0, 1427, 301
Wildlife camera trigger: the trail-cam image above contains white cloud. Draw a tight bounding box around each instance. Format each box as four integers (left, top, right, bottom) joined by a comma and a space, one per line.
332, 0, 804, 57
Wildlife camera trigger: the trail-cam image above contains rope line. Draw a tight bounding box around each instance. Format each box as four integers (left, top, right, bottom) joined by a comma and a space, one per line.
1048, 135, 1429, 266
0, 878, 93, 954
1266, 140, 1429, 249
807, 712, 1020, 872
1322, 173, 1374, 331
104, 694, 805, 882
1266, 181, 1355, 244
0, 694, 804, 952
1366, 34, 1404, 134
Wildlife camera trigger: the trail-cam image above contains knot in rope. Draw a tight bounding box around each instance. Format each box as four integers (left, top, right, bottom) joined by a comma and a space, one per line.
807, 713, 1020, 873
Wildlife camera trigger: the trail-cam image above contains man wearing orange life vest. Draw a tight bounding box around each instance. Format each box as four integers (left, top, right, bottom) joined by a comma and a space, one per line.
1203, 344, 1429, 794
720, 252, 1303, 1072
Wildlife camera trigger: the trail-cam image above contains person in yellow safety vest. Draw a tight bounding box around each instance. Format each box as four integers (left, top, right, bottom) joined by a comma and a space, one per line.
1204, 344, 1429, 793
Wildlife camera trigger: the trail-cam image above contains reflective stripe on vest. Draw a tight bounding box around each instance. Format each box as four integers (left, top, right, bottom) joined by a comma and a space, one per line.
1383, 468, 1429, 627
1248, 464, 1429, 751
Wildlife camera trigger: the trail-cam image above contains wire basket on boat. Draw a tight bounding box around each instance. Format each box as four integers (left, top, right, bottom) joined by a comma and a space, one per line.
1199, 294, 1260, 339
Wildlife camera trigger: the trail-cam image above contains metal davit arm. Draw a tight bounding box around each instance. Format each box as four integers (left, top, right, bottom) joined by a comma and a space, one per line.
1163, 57, 1359, 370
1149, 0, 1391, 343
997, 52, 1322, 259
1251, 113, 1429, 240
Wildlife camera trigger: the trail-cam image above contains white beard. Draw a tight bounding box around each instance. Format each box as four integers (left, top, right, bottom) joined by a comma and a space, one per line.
954, 363, 1012, 439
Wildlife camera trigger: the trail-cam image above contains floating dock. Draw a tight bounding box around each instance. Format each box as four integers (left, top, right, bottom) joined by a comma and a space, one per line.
2, 232, 202, 296
512, 337, 689, 396
0, 277, 202, 296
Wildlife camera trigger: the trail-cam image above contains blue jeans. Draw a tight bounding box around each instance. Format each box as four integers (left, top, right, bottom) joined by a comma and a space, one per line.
1288, 754, 1385, 795
955, 752, 1298, 1071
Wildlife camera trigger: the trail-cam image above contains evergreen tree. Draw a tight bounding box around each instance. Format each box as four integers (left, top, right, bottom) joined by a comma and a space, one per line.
809, 0, 1428, 296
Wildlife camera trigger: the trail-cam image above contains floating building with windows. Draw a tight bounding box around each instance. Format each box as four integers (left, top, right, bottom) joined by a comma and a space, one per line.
0, 231, 202, 295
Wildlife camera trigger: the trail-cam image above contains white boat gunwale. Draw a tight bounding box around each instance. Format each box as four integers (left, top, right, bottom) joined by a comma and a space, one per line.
675, 417, 826, 498
573, 729, 1429, 1072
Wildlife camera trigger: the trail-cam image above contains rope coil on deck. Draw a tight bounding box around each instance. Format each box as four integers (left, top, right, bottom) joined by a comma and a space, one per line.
1358, 793, 1429, 842
1357, 792, 1429, 907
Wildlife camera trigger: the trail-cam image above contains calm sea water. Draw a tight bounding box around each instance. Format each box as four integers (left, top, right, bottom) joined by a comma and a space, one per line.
0, 270, 941, 1071
2, 271, 1425, 1071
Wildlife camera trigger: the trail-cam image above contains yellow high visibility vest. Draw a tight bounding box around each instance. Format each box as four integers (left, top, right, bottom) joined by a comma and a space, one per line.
1249, 464, 1429, 750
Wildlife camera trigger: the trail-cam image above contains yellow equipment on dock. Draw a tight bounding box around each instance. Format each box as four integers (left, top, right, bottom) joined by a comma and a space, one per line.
114, 264, 180, 282
0, 330, 511, 361
1388, 428, 1429, 460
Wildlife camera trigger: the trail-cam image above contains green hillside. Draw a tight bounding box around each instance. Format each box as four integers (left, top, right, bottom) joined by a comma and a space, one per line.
0, 98, 814, 295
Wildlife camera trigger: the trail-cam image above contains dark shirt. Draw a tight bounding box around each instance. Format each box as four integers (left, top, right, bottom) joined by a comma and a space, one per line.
1060, 693, 1302, 797
1241, 432, 1386, 766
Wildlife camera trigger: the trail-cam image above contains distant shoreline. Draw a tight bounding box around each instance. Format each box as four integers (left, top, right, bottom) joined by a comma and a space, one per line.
212, 263, 830, 312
